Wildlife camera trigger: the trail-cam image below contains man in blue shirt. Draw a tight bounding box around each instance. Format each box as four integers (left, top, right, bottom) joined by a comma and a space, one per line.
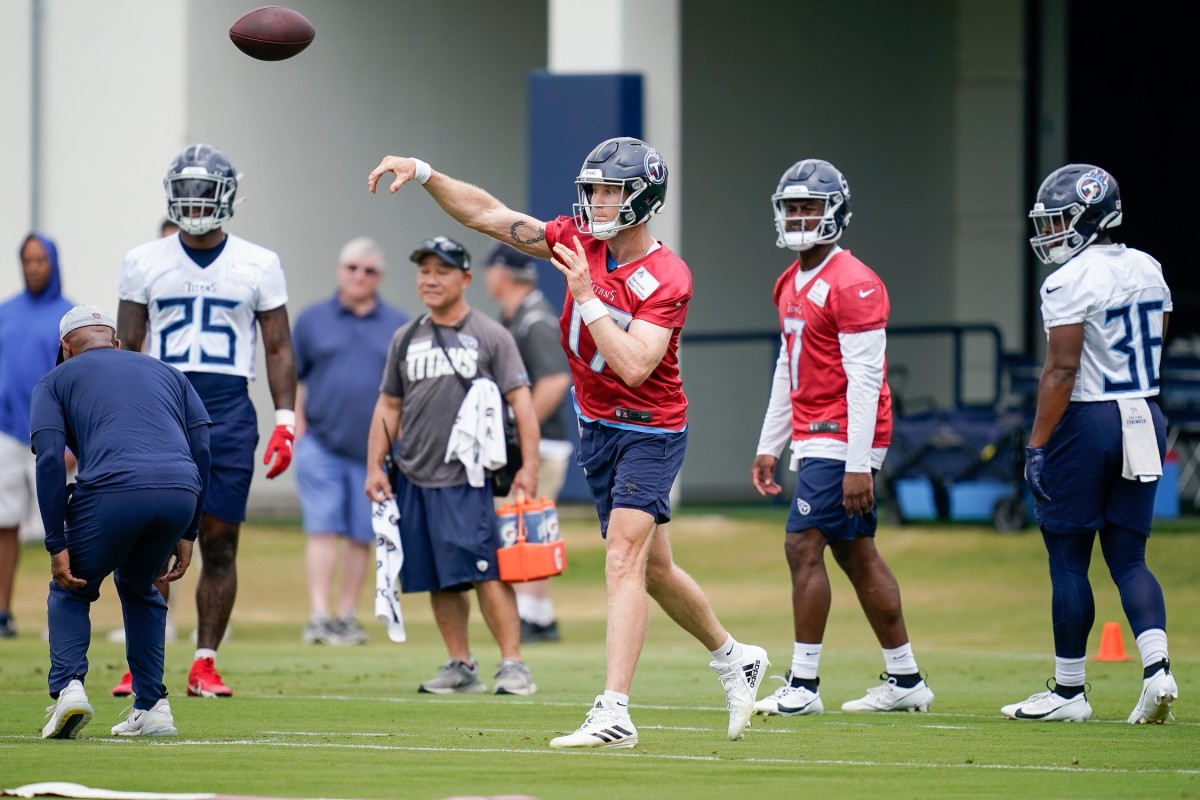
292, 237, 408, 645
0, 233, 73, 639
33, 305, 211, 738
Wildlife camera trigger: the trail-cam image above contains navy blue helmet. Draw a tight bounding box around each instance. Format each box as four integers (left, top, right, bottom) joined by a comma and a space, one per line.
573, 137, 667, 240
1028, 164, 1122, 265
164, 144, 239, 236
772, 159, 852, 251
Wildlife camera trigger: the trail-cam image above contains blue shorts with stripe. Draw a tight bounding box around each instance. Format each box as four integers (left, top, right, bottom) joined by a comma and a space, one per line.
396, 481, 500, 593
187, 373, 258, 524
786, 457, 878, 541
577, 418, 687, 537
1036, 400, 1165, 536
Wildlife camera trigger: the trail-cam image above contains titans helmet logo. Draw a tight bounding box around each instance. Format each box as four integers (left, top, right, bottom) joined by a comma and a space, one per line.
645, 150, 666, 184
1076, 169, 1109, 204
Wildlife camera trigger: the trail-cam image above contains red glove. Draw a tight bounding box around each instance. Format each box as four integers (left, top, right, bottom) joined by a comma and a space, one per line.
264, 410, 296, 479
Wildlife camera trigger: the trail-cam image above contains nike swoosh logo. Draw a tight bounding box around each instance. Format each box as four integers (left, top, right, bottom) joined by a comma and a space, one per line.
804, 651, 820, 657
1046, 286, 1062, 293
1013, 708, 1055, 719
859, 289, 876, 298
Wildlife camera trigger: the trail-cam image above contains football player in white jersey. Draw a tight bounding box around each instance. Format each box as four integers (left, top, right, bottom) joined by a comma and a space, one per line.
1002, 164, 1177, 724
117, 144, 297, 699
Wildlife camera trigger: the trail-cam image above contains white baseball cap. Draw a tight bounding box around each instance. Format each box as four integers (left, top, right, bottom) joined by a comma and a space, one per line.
57, 305, 117, 364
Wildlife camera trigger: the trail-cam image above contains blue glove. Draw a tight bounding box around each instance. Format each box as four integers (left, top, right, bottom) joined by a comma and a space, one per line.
1024, 446, 1051, 503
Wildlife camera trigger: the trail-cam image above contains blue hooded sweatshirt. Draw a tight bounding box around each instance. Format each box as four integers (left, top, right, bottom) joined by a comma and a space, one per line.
0, 233, 73, 444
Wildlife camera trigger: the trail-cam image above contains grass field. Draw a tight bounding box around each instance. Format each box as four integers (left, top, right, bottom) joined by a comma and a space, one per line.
1, 506, 1197, 799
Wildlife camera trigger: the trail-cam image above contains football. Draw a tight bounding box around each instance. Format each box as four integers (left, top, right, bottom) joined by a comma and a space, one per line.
229, 6, 315, 61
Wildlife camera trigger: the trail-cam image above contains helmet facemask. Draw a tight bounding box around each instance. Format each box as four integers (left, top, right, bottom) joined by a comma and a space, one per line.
573, 174, 659, 241
773, 189, 849, 251
165, 168, 239, 236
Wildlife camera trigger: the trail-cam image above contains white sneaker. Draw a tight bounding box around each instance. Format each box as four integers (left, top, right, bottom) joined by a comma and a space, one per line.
42, 679, 94, 739
1001, 683, 1091, 722
754, 671, 824, 716
1128, 666, 1178, 724
549, 696, 638, 749
112, 697, 178, 736
712, 644, 769, 739
842, 674, 934, 713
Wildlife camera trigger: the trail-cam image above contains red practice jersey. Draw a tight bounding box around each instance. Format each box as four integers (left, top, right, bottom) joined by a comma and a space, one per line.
546, 217, 691, 431
773, 249, 892, 447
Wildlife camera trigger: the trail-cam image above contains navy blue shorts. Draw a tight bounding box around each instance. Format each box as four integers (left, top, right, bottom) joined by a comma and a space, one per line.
396, 481, 500, 593
188, 374, 258, 524
1036, 400, 1165, 536
577, 419, 687, 537
786, 457, 878, 541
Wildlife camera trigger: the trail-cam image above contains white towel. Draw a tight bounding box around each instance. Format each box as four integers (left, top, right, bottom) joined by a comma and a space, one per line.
372, 499, 406, 643
444, 377, 508, 488
1116, 397, 1162, 482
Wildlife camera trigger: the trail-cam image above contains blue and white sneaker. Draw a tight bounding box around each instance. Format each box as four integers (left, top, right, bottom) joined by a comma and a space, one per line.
842, 674, 934, 713
754, 670, 824, 716
1128, 664, 1178, 724
1001, 681, 1091, 722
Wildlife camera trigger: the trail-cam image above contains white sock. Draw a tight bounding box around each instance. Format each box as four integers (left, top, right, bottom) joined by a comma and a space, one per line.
791, 642, 822, 680
194, 648, 217, 662
516, 595, 556, 626
1135, 629, 1169, 668
1054, 656, 1086, 688
882, 643, 918, 675
709, 635, 743, 665
603, 690, 630, 715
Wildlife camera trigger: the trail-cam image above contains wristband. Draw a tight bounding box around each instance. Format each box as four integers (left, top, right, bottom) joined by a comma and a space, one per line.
275, 409, 296, 429
412, 158, 432, 185
578, 298, 608, 325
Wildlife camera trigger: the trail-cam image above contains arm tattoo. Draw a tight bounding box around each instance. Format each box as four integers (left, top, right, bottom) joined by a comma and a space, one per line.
509, 220, 546, 245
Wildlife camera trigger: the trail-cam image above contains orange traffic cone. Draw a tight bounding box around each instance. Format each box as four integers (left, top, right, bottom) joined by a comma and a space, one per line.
1097, 621, 1128, 662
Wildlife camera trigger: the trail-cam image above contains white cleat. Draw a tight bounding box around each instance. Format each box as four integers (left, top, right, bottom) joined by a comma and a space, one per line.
42, 679, 94, 739
1128, 666, 1178, 724
1001, 683, 1091, 722
754, 671, 824, 716
842, 674, 934, 713
112, 697, 179, 736
713, 644, 769, 739
549, 695, 637, 749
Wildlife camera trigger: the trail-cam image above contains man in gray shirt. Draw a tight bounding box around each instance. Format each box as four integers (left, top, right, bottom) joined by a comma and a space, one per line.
365, 236, 539, 696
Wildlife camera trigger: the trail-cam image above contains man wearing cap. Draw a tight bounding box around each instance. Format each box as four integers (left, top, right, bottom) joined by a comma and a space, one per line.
33, 305, 211, 738
483, 244, 572, 643
292, 236, 408, 646
365, 236, 540, 696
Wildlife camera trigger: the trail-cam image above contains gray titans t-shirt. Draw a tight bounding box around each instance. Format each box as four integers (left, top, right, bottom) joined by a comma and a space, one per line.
381, 311, 529, 487
505, 290, 570, 442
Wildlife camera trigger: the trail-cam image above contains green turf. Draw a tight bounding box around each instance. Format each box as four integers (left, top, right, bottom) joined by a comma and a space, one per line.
1, 509, 1197, 799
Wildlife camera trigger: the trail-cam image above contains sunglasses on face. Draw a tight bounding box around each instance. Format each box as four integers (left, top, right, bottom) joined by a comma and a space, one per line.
344, 263, 381, 276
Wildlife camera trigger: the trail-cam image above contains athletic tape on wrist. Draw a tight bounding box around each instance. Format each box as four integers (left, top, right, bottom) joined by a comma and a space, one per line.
412, 158, 432, 185
275, 409, 296, 430
578, 298, 608, 325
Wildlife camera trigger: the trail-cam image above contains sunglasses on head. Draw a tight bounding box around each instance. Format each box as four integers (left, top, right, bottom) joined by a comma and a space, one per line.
344, 263, 381, 276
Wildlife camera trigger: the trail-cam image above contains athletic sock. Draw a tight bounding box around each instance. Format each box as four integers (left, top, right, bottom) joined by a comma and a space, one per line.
1054, 655, 1086, 690
709, 635, 744, 665
1135, 628, 1169, 669
791, 642, 821, 681
194, 648, 217, 662
603, 690, 630, 716
1143, 658, 1171, 680
882, 643, 918, 675
1055, 683, 1085, 699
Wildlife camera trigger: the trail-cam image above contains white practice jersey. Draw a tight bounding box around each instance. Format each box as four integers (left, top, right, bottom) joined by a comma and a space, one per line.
118, 233, 288, 380
1040, 244, 1171, 402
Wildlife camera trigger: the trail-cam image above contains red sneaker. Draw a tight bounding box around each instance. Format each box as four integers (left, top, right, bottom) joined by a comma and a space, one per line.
187, 657, 233, 697
111, 671, 134, 697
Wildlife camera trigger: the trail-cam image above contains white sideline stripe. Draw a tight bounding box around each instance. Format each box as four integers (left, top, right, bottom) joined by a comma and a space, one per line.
83, 738, 1200, 776
265, 695, 1200, 726
260, 731, 396, 737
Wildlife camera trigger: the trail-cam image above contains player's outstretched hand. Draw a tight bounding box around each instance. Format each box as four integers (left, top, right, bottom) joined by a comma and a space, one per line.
264, 423, 295, 479
368, 156, 417, 195
162, 539, 194, 583
551, 237, 594, 303
751, 454, 782, 496
50, 550, 86, 591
